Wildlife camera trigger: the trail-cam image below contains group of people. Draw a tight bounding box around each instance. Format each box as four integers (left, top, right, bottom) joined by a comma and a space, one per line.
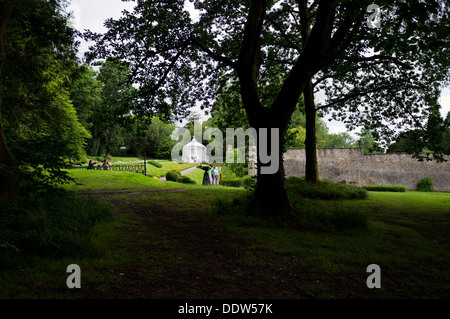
209, 166, 222, 186
200, 164, 222, 186
88, 158, 111, 170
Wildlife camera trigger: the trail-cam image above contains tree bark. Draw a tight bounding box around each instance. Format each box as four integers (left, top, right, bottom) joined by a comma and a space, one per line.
249, 116, 292, 217
0, 0, 19, 202
304, 79, 319, 183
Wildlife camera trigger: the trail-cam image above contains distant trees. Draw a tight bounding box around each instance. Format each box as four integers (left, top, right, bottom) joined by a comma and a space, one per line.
124, 117, 177, 159
387, 110, 450, 159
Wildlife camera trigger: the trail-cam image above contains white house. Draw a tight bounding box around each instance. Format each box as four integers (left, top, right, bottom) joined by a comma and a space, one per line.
182, 137, 209, 163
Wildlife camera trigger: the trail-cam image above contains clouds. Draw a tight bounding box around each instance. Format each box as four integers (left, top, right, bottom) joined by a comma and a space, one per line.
68, 0, 136, 58
439, 88, 450, 118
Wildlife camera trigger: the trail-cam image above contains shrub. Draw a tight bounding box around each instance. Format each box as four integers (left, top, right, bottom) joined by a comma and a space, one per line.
243, 176, 256, 191
226, 149, 248, 178
148, 160, 162, 168
286, 176, 368, 200
362, 185, 406, 192
180, 176, 196, 184
221, 179, 244, 187
210, 193, 367, 232
164, 170, 195, 184
165, 170, 182, 182
221, 176, 254, 188
417, 177, 434, 192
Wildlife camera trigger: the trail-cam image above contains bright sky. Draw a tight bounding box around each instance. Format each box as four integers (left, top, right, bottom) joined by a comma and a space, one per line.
68, 0, 450, 135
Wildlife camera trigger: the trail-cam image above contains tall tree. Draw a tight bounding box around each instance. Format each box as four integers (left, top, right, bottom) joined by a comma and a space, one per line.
1, 0, 85, 194
0, 0, 17, 201
387, 107, 450, 158
69, 64, 103, 131
87, 58, 137, 156
86, 0, 450, 216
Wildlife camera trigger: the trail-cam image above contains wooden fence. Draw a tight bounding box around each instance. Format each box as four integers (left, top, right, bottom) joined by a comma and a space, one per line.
68, 164, 146, 174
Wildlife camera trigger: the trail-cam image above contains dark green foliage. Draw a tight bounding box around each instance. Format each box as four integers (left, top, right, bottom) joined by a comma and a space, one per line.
124, 117, 177, 159
0, 193, 113, 269
148, 160, 162, 168
286, 176, 369, 200
10, 136, 79, 194
362, 185, 406, 192
165, 170, 181, 182
86, 59, 135, 157
165, 170, 195, 184
221, 176, 255, 188
180, 176, 196, 184
220, 179, 244, 187
225, 149, 248, 178
227, 163, 248, 178
211, 178, 368, 232
1, 0, 91, 195
417, 177, 434, 192
386, 108, 449, 161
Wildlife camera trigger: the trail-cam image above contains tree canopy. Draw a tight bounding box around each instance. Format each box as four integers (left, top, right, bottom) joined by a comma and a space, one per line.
84, 0, 450, 216
1, 0, 89, 193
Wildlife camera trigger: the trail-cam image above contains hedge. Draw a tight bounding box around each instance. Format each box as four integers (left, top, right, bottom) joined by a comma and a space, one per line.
221, 176, 255, 188
417, 177, 434, 192
287, 177, 368, 200
165, 170, 181, 182
362, 185, 406, 192
165, 170, 196, 184
180, 176, 196, 184
148, 160, 162, 168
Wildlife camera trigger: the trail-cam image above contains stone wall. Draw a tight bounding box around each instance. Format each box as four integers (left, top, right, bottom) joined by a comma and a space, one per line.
250, 148, 450, 191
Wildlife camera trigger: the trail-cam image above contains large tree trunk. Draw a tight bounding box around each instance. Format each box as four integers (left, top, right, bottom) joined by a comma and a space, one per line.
0, 0, 19, 202
237, 0, 336, 217
304, 79, 319, 183
249, 122, 292, 217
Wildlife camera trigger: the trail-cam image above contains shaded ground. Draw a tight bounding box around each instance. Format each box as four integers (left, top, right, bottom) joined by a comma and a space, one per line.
72, 189, 377, 299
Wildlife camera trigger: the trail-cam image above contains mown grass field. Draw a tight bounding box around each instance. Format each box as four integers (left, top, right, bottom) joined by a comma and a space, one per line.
1, 167, 449, 299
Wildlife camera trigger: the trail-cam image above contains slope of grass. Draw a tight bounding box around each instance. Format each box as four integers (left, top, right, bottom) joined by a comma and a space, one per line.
183, 167, 207, 185
63, 170, 170, 191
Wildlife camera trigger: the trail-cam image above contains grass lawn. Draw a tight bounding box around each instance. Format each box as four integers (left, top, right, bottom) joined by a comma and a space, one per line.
145, 160, 197, 177
220, 191, 450, 298
75, 157, 197, 178
1, 169, 449, 299
183, 167, 206, 185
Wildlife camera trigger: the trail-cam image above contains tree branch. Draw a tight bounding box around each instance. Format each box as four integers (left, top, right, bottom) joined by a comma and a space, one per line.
190, 37, 237, 69
236, 0, 268, 123
295, 0, 310, 47
316, 84, 391, 111
326, 3, 358, 55
266, 15, 301, 53
336, 55, 413, 70
269, 0, 336, 127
